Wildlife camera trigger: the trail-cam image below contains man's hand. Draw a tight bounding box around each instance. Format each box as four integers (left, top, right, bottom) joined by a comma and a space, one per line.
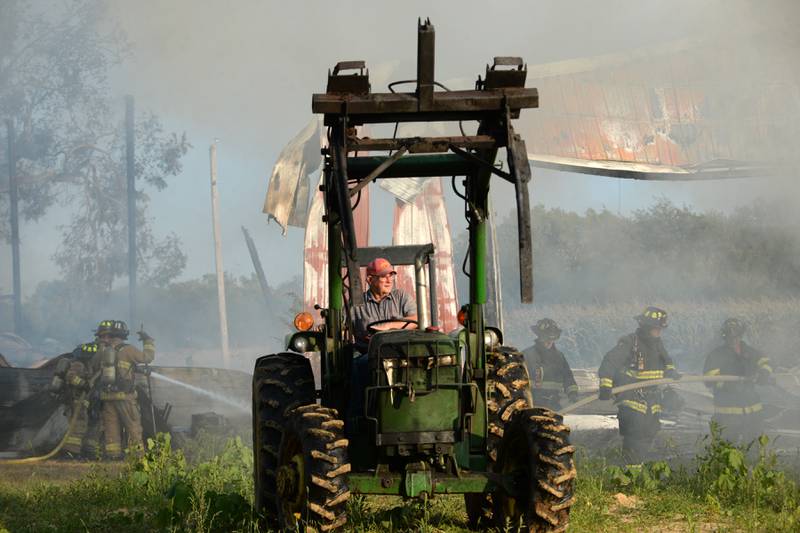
598, 387, 612, 401
137, 330, 153, 343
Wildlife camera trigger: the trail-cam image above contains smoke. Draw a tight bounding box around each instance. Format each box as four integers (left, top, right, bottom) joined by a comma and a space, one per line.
0, 0, 798, 465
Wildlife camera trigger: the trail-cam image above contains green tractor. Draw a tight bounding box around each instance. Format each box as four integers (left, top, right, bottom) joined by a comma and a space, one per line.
253, 19, 576, 532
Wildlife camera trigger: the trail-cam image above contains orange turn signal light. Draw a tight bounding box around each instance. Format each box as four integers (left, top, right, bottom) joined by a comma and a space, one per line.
457, 306, 469, 326
294, 312, 314, 331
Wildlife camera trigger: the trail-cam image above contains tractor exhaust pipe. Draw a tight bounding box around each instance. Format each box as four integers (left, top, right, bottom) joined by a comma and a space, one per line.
414, 252, 430, 330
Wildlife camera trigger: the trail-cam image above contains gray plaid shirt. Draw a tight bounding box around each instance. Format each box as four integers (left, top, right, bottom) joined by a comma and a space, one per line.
352, 289, 416, 341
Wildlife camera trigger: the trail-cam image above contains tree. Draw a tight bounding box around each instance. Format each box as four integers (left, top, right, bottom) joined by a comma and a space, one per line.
0, 0, 190, 295
52, 111, 190, 292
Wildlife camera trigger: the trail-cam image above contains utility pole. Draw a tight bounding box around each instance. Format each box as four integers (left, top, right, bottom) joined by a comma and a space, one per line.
125, 96, 137, 326
241, 226, 270, 308
5, 120, 21, 335
210, 141, 231, 368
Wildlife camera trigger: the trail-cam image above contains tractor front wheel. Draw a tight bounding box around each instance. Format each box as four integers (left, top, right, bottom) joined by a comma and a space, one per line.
465, 346, 533, 529
276, 404, 351, 531
494, 407, 576, 532
252, 353, 316, 526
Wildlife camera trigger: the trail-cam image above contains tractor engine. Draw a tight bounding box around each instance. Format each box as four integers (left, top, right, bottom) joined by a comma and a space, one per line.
365, 330, 463, 464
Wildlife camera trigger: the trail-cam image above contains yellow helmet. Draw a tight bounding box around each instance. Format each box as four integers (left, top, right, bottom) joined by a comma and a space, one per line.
635, 307, 668, 328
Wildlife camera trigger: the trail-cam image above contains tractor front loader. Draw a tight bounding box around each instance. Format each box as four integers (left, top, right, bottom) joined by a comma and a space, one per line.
253, 19, 576, 532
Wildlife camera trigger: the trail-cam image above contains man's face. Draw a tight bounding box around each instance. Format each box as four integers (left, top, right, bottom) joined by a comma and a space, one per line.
368, 273, 395, 297
541, 339, 555, 349
726, 336, 742, 350
648, 327, 663, 338
98, 333, 120, 346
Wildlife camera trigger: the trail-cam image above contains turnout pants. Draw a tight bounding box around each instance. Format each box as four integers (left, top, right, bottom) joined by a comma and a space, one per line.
617, 404, 661, 464
64, 399, 88, 455
712, 411, 764, 445
532, 390, 562, 411
102, 394, 143, 458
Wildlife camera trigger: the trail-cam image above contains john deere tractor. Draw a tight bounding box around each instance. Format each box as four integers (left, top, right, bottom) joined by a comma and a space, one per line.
253, 19, 575, 532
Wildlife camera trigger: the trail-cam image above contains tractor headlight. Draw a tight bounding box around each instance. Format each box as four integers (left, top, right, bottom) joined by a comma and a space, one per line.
484, 329, 500, 350
291, 335, 310, 353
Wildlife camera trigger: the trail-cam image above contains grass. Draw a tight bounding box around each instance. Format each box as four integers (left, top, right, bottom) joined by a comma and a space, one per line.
1, 430, 799, 532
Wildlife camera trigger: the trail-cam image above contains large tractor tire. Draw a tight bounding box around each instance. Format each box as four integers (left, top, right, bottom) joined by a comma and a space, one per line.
252, 353, 316, 526
275, 404, 351, 531
465, 347, 533, 529
493, 407, 576, 532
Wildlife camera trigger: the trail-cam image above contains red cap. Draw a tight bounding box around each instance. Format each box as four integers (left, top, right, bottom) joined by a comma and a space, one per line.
366, 257, 396, 277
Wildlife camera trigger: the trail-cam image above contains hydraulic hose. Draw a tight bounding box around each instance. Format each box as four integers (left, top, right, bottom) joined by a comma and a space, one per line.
0, 391, 87, 464
560, 374, 746, 415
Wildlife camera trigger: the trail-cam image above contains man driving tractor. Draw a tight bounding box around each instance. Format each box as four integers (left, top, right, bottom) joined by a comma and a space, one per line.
348, 257, 418, 431
351, 257, 418, 344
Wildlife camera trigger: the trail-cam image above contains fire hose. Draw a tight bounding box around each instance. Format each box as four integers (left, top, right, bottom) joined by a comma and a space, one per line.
0, 371, 101, 465
0, 392, 88, 464
560, 374, 747, 415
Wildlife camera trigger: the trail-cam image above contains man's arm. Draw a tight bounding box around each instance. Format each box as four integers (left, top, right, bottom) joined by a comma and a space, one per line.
559, 352, 579, 400
119, 342, 155, 365
661, 343, 679, 378
598, 337, 628, 400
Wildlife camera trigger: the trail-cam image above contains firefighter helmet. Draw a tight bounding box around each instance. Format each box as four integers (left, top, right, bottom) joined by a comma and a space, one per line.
94, 320, 116, 337
531, 318, 562, 340
95, 319, 129, 339
721, 318, 746, 339
76, 342, 98, 360
635, 307, 668, 328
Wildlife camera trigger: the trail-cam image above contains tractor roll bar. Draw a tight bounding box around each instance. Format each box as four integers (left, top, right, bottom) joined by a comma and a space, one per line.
349, 244, 438, 329
317, 20, 539, 304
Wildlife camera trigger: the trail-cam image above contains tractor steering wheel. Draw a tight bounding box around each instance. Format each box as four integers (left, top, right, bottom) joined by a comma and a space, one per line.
367, 318, 419, 334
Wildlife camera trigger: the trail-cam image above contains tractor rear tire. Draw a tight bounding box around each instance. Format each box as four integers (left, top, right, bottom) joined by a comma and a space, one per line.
465, 347, 533, 530
494, 407, 576, 532
252, 353, 316, 527
276, 404, 351, 531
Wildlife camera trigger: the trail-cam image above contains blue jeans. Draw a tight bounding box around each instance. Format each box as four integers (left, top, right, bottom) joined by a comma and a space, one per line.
347, 353, 369, 434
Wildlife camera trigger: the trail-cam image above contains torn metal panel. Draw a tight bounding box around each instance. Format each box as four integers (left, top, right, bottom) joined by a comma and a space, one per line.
379, 176, 429, 204
303, 128, 371, 320
392, 178, 459, 333
303, 180, 329, 317
262, 117, 321, 234
522, 38, 800, 176
527, 153, 778, 181
422, 179, 459, 333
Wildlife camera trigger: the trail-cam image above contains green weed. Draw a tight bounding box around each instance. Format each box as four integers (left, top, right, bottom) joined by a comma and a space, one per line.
2, 431, 800, 532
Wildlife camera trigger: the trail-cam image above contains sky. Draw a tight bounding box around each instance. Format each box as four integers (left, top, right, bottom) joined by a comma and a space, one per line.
1, 0, 796, 297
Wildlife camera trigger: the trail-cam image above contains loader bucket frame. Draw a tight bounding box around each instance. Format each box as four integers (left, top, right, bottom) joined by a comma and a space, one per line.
312, 18, 538, 414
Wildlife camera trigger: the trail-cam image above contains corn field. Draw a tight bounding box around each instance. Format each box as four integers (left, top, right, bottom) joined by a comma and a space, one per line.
504, 298, 800, 372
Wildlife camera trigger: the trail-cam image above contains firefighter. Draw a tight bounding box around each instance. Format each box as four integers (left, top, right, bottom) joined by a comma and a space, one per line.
598, 307, 679, 463
522, 318, 579, 411
49, 341, 101, 458
703, 318, 773, 443
96, 320, 155, 458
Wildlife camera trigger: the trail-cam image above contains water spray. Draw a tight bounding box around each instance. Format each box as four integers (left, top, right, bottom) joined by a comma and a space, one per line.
149, 371, 249, 414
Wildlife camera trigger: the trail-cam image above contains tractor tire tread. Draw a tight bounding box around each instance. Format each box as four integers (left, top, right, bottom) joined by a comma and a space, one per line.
495, 407, 575, 532
279, 404, 350, 531
465, 347, 533, 530
252, 353, 316, 527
